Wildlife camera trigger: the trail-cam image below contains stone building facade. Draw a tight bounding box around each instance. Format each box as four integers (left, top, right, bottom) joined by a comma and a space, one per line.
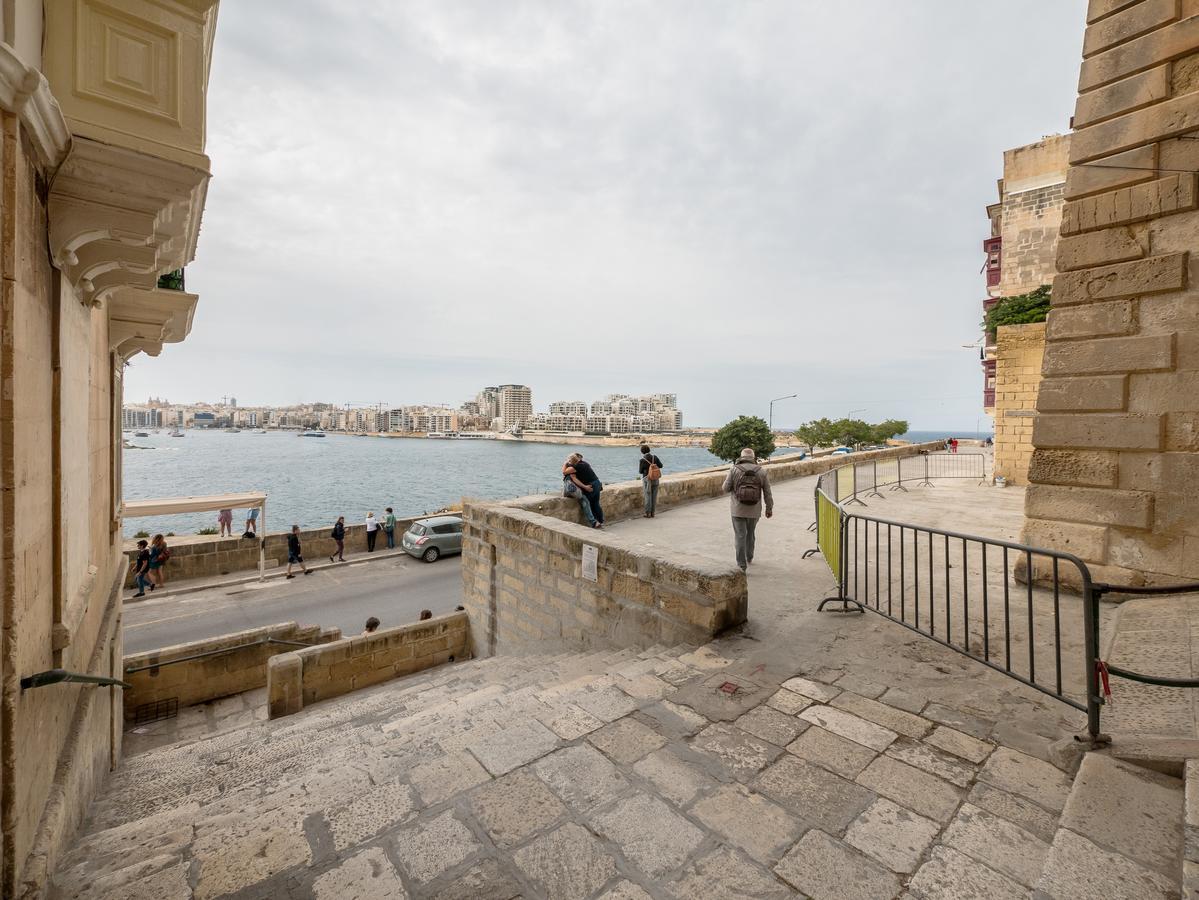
0, 2, 218, 894
1025, 0, 1199, 586
982, 137, 1068, 469
993, 323, 1048, 485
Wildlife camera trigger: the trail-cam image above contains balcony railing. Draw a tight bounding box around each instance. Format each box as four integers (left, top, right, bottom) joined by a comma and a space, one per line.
983, 389, 996, 407
156, 269, 185, 291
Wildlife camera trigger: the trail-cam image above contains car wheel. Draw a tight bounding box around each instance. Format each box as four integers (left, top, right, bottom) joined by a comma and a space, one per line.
422, 547, 440, 563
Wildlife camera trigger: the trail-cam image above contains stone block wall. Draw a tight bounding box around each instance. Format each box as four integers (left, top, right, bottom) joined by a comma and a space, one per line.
122, 622, 340, 720
461, 443, 943, 656
994, 323, 1047, 484
267, 612, 469, 718
1026, 0, 1199, 586
122, 519, 419, 587
998, 137, 1071, 297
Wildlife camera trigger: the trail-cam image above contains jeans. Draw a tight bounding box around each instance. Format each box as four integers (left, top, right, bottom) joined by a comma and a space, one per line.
367, 529, 377, 552
586, 480, 604, 525
134, 571, 150, 594
333, 539, 344, 560
642, 477, 659, 515
385, 526, 395, 549
575, 490, 597, 526
731, 516, 758, 570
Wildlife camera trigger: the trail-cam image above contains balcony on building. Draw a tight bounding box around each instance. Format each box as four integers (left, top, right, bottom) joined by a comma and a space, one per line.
983, 236, 1002, 289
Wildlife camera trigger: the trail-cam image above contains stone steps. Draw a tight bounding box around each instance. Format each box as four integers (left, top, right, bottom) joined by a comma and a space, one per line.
1034, 752, 1184, 899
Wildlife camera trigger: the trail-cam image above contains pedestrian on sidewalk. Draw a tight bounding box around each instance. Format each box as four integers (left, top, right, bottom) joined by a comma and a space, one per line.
639, 444, 664, 518
131, 539, 152, 598
564, 452, 604, 528
244, 506, 259, 536
330, 516, 346, 562
149, 533, 170, 588
950, 437, 959, 454
384, 507, 397, 549
722, 448, 773, 572
365, 511, 379, 552
217, 507, 233, 537
286, 525, 313, 578
363, 617, 380, 634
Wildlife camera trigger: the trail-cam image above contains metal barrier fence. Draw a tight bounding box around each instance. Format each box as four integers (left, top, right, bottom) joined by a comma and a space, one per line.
810, 452, 1107, 738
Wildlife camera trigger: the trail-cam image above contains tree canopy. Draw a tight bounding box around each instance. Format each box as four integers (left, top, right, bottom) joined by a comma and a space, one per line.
710, 415, 775, 462
794, 418, 909, 448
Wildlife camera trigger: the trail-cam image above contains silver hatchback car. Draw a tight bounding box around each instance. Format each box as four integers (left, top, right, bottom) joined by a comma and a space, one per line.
401, 515, 464, 562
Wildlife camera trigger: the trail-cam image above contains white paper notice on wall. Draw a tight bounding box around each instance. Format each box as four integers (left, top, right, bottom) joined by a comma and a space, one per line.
582, 544, 598, 582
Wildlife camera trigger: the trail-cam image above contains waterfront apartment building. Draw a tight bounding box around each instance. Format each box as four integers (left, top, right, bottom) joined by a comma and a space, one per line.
982, 135, 1068, 484
0, 1, 220, 892
497, 384, 533, 431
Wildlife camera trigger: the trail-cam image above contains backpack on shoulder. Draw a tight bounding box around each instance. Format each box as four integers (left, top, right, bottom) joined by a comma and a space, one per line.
735, 465, 763, 505
645, 455, 661, 482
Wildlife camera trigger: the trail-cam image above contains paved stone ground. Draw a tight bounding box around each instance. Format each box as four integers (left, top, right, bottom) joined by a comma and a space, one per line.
57, 466, 1191, 898
124, 688, 270, 756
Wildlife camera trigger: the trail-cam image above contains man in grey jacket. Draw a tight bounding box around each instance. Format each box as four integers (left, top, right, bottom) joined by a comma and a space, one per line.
722, 448, 774, 572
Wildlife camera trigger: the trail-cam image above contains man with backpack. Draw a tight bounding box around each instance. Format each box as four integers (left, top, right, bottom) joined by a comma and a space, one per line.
639, 444, 664, 517
722, 447, 773, 572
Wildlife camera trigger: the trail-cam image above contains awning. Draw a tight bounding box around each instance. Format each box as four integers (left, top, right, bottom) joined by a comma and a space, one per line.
122, 492, 266, 518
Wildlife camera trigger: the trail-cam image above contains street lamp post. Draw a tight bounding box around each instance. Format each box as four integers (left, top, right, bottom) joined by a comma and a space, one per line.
769, 394, 798, 432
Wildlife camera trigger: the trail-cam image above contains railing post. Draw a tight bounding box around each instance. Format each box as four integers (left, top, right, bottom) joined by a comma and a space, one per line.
917, 454, 933, 487
1081, 579, 1107, 743
866, 460, 884, 500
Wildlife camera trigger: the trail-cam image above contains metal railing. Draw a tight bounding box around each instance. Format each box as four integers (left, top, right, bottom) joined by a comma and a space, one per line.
123, 637, 315, 674
810, 452, 1106, 739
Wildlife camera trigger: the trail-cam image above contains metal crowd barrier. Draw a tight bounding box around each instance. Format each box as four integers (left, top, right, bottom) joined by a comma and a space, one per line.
806, 451, 1145, 742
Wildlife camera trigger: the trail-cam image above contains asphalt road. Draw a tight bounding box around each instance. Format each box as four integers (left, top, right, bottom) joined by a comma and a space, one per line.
122, 554, 463, 653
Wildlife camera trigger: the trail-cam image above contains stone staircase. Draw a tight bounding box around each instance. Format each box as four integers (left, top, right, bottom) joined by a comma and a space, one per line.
47, 637, 1199, 900
1034, 752, 1186, 899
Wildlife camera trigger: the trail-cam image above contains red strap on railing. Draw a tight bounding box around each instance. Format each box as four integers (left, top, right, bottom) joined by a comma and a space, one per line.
1096, 659, 1113, 705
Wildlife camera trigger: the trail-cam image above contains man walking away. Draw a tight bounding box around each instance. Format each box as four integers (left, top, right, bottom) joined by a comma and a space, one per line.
330, 516, 346, 562
286, 525, 313, 578
639, 444, 664, 518
384, 507, 397, 549
131, 539, 152, 598
722, 448, 773, 572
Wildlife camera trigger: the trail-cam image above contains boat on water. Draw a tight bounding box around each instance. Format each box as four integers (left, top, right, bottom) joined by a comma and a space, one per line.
253, 429, 267, 434
133, 431, 149, 437
299, 429, 326, 438
223, 427, 241, 434
169, 429, 184, 437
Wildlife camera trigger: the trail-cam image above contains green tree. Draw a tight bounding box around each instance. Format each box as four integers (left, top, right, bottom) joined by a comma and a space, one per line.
710, 415, 776, 462
795, 417, 908, 448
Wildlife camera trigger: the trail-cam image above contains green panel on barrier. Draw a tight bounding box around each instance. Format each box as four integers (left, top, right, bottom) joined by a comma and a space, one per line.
816, 491, 841, 583
836, 466, 853, 499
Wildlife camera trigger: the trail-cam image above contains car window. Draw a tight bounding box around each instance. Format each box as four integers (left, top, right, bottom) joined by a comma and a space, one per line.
409, 523, 427, 536
450, 523, 464, 534
432, 524, 455, 535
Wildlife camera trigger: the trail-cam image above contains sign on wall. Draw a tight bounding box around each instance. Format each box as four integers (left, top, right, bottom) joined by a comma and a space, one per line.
582, 544, 598, 582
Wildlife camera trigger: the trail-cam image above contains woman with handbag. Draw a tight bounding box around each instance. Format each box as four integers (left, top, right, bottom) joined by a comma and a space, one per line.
639, 444, 664, 517
562, 453, 599, 528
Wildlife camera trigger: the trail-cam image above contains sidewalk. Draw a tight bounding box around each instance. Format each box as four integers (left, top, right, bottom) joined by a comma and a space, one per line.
124, 544, 415, 604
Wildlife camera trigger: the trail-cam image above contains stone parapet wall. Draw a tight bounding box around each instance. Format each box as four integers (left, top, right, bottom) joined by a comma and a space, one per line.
267, 612, 469, 718
1027, 1, 1199, 586
461, 442, 943, 656
121, 518, 420, 586
994, 323, 1047, 484
122, 622, 340, 721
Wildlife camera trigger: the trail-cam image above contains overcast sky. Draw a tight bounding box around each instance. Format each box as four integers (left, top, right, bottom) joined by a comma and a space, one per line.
125, 1, 1087, 430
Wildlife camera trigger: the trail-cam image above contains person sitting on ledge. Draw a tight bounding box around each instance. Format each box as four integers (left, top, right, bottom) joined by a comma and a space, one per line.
363, 616, 380, 634
419, 609, 433, 621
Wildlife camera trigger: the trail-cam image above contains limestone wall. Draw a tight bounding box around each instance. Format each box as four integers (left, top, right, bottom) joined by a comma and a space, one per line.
1027, 0, 1199, 586
461, 442, 943, 656
994, 323, 1047, 484
123, 622, 341, 720
267, 613, 469, 718
121, 519, 420, 587
998, 136, 1070, 297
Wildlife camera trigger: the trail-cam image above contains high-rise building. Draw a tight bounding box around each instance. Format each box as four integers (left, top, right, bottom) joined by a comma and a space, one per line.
497, 385, 533, 430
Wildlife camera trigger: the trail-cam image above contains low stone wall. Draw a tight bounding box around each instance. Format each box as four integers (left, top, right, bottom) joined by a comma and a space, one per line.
267, 612, 469, 718
122, 518, 421, 586
122, 621, 341, 721
460, 442, 942, 657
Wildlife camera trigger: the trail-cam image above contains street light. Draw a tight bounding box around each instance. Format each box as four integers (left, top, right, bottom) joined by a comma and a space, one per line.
848, 408, 867, 419
769, 394, 798, 432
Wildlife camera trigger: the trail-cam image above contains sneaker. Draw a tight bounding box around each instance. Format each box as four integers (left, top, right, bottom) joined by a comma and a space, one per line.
303, 570, 314, 575
286, 574, 295, 579
149, 583, 156, 591
330, 556, 335, 563
132, 591, 145, 598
